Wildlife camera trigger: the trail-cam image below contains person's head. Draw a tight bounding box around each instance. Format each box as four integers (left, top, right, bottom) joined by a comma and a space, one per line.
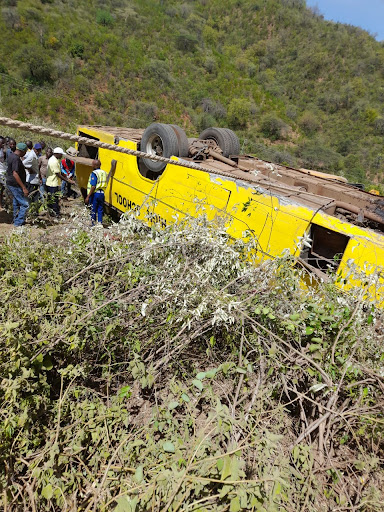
46, 147, 53, 159
15, 142, 27, 157
92, 159, 101, 170
26, 140, 33, 150
33, 142, 42, 156
9, 138, 16, 151
53, 147, 64, 159
40, 141, 46, 150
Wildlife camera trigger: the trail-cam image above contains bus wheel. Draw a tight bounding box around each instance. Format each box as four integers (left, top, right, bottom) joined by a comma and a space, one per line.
169, 124, 189, 158
198, 127, 240, 157
140, 123, 182, 173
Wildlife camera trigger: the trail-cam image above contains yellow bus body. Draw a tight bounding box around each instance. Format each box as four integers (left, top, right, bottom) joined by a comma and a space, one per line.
76, 126, 384, 305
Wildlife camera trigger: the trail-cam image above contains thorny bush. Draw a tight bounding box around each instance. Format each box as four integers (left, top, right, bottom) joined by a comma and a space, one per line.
0, 211, 384, 511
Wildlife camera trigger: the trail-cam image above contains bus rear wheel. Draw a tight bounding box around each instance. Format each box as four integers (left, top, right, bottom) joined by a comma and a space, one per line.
140, 123, 189, 173
198, 127, 240, 157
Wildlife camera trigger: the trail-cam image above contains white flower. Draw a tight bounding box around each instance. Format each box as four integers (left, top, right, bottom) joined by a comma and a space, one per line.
141, 302, 148, 317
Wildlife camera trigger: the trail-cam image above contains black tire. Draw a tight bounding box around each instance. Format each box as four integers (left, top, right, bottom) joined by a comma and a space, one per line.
198, 127, 239, 158
169, 124, 190, 158
140, 123, 179, 173
222, 128, 240, 156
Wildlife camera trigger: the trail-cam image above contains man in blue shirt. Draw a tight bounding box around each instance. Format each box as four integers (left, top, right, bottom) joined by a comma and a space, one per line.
85, 159, 108, 224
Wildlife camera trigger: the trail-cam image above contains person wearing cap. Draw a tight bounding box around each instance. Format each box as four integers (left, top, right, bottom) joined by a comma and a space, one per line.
85, 159, 108, 224
6, 142, 29, 226
23, 143, 43, 201
46, 147, 75, 217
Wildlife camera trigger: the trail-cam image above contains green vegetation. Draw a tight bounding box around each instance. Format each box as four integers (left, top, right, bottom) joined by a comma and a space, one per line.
0, 0, 384, 184
0, 212, 384, 510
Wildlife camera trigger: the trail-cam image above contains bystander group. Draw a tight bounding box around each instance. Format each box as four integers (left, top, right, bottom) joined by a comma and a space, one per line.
0, 135, 77, 226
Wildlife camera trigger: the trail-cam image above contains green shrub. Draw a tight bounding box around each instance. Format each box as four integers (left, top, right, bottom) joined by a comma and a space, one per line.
143, 59, 173, 85
203, 55, 218, 74
2, 7, 20, 29
227, 98, 252, 129
96, 9, 114, 26
298, 111, 321, 136
70, 43, 84, 59
364, 107, 379, 124
297, 139, 342, 171
201, 98, 226, 119
344, 153, 366, 182
132, 101, 158, 123
260, 113, 290, 140
175, 30, 199, 52
374, 117, 384, 135
193, 112, 217, 132
17, 46, 54, 85
73, 74, 90, 96
202, 25, 219, 46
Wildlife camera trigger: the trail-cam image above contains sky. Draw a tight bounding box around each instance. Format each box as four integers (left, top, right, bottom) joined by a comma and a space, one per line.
306, 0, 384, 41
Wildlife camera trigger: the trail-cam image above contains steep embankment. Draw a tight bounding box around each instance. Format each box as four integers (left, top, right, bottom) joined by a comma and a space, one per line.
1, 0, 384, 183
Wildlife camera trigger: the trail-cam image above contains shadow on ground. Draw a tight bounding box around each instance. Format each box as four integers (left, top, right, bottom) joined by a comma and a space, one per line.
0, 208, 13, 238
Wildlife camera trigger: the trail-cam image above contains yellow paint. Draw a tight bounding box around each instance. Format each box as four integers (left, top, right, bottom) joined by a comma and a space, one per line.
76, 126, 384, 305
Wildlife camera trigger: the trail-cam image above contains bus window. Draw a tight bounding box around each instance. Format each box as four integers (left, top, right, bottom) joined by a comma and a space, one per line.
300, 224, 349, 272
78, 131, 99, 160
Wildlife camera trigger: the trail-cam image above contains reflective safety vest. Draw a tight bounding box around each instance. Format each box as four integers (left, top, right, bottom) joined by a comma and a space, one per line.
87, 169, 107, 194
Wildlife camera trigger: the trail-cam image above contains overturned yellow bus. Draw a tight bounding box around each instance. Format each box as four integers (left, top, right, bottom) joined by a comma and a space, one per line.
73, 123, 384, 304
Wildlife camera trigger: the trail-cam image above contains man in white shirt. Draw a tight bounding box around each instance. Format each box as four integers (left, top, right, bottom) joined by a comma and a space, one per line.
23, 143, 42, 201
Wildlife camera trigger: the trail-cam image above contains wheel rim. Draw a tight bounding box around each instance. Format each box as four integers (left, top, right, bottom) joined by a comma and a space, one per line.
145, 134, 163, 157
205, 136, 219, 145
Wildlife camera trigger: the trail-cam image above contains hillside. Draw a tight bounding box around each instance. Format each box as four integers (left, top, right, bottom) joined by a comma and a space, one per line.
1, 0, 384, 185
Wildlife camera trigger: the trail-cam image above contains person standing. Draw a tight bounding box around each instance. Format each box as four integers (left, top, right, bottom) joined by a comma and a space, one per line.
6, 142, 29, 227
6, 138, 16, 160
23, 143, 42, 201
60, 156, 76, 198
0, 136, 7, 209
46, 147, 74, 217
38, 146, 52, 198
85, 159, 107, 224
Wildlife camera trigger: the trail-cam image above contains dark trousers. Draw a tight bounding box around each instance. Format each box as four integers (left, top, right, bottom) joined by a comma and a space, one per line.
26, 182, 40, 202
90, 193, 104, 223
46, 186, 60, 216
61, 180, 77, 198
